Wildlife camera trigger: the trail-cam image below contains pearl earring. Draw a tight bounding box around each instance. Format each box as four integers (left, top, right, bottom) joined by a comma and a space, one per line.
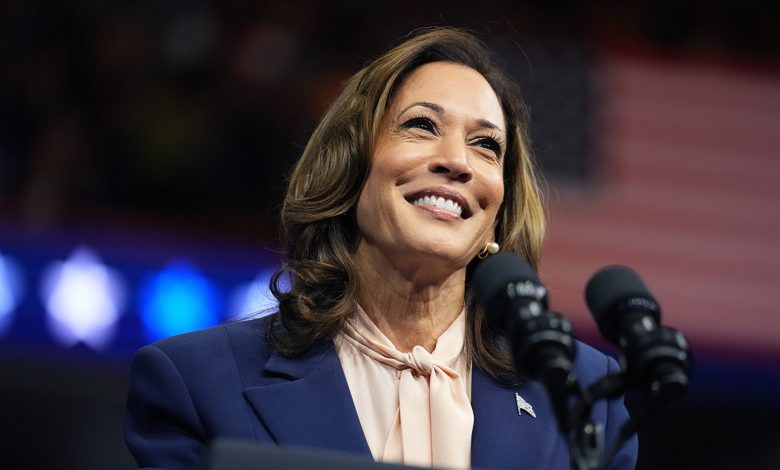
477, 241, 500, 259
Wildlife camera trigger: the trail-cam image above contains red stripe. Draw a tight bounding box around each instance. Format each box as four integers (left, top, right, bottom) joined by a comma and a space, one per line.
540, 52, 780, 358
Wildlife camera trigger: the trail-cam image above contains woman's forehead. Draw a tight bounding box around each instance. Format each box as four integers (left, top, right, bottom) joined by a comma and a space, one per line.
389, 62, 505, 130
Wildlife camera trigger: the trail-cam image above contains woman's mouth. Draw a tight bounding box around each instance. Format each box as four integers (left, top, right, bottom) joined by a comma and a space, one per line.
405, 187, 471, 219
412, 195, 463, 218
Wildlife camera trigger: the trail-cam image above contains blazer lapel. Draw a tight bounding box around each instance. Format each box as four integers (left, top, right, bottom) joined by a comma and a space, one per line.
243, 342, 371, 456
471, 367, 562, 469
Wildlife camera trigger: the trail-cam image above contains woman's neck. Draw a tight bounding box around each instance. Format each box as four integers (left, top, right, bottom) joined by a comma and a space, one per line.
354, 243, 466, 353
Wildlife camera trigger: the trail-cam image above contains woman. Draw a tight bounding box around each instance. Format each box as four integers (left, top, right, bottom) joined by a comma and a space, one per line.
125, 28, 637, 469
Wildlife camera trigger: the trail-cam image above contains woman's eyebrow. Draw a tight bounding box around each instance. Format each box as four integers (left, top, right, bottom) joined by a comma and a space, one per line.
475, 118, 504, 134
397, 101, 504, 133
397, 101, 444, 118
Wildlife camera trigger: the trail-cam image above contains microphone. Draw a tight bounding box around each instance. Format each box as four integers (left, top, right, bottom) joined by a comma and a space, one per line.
473, 252, 577, 429
585, 266, 692, 404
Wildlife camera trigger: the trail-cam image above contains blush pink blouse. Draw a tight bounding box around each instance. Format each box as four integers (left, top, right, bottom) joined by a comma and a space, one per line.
334, 305, 473, 469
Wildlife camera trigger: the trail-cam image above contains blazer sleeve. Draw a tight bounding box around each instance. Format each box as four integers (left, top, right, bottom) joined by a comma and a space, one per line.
124, 344, 207, 470
604, 356, 639, 470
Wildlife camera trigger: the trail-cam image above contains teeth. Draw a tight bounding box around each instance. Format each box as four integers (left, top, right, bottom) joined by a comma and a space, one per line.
413, 195, 463, 217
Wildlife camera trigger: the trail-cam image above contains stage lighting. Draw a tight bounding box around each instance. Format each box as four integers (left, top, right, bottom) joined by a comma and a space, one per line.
139, 261, 221, 341
40, 247, 126, 350
0, 252, 25, 336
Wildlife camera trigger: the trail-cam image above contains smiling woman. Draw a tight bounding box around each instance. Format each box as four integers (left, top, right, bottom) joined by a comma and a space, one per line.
352, 62, 512, 366
270, 29, 545, 377
124, 27, 637, 470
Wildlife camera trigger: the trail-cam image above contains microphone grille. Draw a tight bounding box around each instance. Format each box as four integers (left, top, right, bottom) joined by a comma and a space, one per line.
585, 266, 657, 342
473, 252, 539, 323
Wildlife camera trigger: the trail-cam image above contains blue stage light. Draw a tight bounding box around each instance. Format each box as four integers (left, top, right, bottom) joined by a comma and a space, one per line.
0, 252, 25, 336
140, 261, 221, 341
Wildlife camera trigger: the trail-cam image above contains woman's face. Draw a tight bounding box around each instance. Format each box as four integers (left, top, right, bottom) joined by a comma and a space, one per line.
356, 61, 506, 276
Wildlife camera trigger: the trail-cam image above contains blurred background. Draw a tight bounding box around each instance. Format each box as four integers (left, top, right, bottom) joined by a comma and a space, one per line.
1, 1, 778, 468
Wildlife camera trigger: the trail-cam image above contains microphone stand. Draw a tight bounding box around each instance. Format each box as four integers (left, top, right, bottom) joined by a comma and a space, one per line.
568, 373, 628, 470
472, 255, 692, 469
565, 325, 693, 469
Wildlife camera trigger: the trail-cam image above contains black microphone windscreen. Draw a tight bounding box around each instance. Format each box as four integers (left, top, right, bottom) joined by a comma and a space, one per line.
473, 252, 538, 323
585, 266, 657, 342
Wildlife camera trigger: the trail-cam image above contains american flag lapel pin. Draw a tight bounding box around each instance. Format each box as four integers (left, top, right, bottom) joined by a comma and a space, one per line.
515, 393, 536, 418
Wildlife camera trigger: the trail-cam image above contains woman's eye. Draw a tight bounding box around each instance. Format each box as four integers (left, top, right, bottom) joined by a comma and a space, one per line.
402, 117, 437, 133
475, 137, 502, 157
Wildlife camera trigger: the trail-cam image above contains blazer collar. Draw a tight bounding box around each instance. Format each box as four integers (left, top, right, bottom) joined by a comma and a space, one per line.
243, 342, 371, 456
244, 341, 561, 468
471, 367, 562, 469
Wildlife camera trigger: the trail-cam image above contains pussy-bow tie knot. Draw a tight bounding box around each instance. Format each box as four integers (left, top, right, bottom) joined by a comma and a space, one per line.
397, 345, 460, 380
399, 345, 434, 376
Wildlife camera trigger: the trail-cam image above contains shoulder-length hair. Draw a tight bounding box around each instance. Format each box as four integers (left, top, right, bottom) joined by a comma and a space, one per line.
269, 27, 545, 384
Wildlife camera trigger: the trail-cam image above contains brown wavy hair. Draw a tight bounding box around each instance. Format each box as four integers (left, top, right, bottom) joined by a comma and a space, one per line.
268, 27, 545, 384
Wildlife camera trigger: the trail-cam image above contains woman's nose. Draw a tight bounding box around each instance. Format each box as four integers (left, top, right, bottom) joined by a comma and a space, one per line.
428, 138, 473, 183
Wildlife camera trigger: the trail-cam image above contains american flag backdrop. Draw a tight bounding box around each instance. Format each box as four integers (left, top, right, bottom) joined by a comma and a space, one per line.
539, 52, 780, 360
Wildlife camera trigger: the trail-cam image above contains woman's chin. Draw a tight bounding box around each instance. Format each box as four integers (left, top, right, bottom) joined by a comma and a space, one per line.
401, 243, 473, 272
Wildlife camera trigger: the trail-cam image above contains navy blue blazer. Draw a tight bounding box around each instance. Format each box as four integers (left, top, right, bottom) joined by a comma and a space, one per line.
124, 316, 637, 469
